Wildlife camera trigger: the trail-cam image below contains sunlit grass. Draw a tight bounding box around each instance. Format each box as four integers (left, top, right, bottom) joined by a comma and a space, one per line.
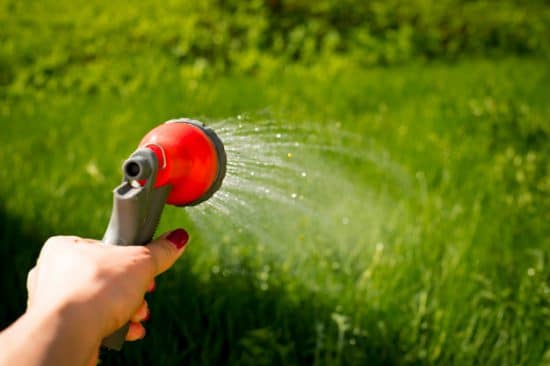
0, 58, 548, 365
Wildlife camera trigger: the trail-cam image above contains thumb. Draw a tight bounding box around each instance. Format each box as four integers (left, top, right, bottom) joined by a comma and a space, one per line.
146, 228, 189, 276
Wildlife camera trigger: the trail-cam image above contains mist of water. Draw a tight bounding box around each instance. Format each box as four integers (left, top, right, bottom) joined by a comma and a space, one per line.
185, 114, 414, 266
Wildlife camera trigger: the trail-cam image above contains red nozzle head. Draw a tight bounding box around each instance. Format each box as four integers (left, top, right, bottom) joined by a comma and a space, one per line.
138, 119, 226, 206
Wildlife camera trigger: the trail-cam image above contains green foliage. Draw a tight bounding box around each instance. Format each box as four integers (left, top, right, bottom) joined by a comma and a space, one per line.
1, 58, 548, 365
0, 1, 549, 365
1, 0, 549, 96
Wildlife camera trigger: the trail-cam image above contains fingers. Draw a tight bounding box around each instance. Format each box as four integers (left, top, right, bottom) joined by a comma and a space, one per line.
124, 300, 150, 341
145, 228, 189, 276
126, 322, 146, 341
147, 280, 156, 293
130, 301, 149, 323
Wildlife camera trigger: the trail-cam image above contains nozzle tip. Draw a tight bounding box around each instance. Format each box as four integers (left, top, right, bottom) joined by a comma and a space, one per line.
125, 162, 140, 178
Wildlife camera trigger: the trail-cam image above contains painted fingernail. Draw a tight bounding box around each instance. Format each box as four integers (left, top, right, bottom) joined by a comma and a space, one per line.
166, 228, 189, 250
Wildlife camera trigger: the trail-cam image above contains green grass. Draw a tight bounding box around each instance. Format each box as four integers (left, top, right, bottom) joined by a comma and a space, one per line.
1, 57, 548, 365
2, 4, 550, 366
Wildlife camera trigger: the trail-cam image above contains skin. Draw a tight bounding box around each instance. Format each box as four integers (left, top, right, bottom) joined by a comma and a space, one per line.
0, 229, 189, 366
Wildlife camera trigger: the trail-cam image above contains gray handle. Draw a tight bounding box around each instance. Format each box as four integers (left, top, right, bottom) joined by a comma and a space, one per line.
101, 324, 130, 350
101, 148, 170, 350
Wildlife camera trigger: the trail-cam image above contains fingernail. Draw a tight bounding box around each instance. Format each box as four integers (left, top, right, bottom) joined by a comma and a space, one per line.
166, 228, 189, 250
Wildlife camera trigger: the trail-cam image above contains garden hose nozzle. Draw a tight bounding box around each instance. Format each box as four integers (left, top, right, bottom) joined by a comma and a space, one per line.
101, 118, 226, 350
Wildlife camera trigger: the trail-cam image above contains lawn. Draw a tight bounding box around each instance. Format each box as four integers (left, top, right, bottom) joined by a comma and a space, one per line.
1, 57, 548, 365
0, 2, 549, 364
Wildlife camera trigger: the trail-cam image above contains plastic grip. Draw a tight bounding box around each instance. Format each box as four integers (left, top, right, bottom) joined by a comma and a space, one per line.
101, 148, 170, 350
101, 324, 130, 350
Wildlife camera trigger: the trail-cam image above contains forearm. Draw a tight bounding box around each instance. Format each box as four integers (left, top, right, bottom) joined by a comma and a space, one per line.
0, 305, 99, 366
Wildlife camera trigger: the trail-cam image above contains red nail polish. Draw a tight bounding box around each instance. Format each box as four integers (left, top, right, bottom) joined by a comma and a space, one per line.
166, 229, 189, 249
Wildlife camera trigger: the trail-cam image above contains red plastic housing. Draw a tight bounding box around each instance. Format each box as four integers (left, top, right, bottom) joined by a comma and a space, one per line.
138, 122, 219, 206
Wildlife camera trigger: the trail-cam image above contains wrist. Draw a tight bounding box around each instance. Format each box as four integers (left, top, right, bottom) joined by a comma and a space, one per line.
0, 304, 99, 366
25, 298, 103, 349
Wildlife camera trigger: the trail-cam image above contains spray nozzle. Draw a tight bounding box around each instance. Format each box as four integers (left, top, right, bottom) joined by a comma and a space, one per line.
123, 155, 152, 181
101, 118, 226, 350
138, 119, 226, 206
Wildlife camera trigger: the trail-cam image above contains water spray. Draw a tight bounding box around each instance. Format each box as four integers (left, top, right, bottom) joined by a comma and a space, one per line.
101, 118, 226, 350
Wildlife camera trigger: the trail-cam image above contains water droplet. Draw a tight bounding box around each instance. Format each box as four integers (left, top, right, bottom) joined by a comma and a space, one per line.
287, 152, 293, 158
291, 193, 297, 199
276, 133, 282, 139
254, 127, 260, 132
250, 171, 255, 176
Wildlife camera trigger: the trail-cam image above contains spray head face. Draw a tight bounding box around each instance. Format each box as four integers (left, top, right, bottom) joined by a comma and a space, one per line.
136, 119, 226, 206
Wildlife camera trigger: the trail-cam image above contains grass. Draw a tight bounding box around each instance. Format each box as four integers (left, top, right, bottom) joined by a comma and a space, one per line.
1, 48, 549, 366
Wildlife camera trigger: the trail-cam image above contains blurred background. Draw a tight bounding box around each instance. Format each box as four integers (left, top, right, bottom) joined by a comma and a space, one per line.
0, 1, 548, 365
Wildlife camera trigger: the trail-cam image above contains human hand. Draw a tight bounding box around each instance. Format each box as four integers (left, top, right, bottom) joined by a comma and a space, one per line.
25, 229, 189, 354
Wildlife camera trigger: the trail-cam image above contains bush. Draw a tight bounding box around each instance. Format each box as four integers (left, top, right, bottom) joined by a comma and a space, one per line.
0, 0, 548, 95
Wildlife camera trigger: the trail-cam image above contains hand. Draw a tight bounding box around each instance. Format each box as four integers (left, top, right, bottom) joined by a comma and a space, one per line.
19, 229, 189, 366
